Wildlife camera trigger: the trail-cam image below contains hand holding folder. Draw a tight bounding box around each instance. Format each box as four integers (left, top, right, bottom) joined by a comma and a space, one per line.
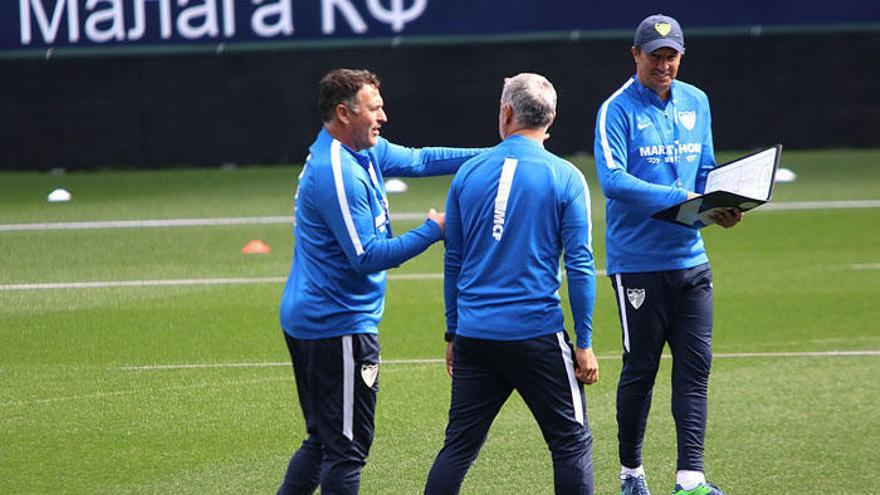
652, 144, 783, 229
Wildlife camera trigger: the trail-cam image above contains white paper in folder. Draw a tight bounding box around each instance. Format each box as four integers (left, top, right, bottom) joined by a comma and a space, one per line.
704, 146, 778, 201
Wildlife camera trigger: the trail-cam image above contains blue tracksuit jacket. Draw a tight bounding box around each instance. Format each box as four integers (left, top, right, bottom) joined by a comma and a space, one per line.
280, 128, 481, 340
444, 135, 596, 349
594, 76, 716, 274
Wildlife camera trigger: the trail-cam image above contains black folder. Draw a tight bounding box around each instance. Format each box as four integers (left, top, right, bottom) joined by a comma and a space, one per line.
652, 144, 783, 229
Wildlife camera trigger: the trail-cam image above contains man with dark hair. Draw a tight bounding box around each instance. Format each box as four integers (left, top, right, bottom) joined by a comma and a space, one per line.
424, 73, 598, 495
593, 14, 738, 495
317, 69, 382, 124
277, 68, 484, 495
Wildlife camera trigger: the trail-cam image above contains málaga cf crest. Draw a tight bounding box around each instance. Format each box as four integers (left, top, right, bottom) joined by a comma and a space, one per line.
627, 288, 646, 310
678, 110, 696, 131
361, 363, 379, 388
655, 23, 672, 36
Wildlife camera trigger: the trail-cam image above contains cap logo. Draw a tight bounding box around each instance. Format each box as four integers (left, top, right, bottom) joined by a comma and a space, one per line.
655, 23, 672, 37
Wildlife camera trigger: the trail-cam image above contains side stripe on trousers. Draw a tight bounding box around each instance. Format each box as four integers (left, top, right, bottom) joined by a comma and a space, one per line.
614, 274, 631, 353
556, 331, 584, 425
342, 335, 354, 440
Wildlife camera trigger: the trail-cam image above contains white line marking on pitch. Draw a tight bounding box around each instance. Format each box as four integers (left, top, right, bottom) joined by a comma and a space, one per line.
0, 216, 293, 232
118, 358, 444, 371
1, 200, 877, 232
6, 351, 877, 406
852, 263, 880, 270
0, 270, 608, 291
1, 376, 289, 408
762, 200, 880, 211
0, 277, 287, 291
0, 213, 425, 232
117, 350, 880, 371
0, 273, 449, 291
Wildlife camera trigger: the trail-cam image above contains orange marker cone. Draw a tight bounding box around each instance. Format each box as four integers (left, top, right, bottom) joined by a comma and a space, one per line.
242, 240, 271, 254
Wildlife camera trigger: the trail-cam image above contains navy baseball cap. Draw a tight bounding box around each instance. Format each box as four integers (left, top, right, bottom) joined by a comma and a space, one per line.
634, 14, 685, 54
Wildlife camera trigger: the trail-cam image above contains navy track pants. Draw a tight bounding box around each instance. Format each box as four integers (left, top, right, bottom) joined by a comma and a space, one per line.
610, 263, 714, 472
277, 332, 380, 495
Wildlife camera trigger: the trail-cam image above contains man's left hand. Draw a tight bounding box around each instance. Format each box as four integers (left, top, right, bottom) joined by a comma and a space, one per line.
428, 208, 446, 234
445, 342, 453, 377
575, 347, 599, 385
710, 208, 743, 229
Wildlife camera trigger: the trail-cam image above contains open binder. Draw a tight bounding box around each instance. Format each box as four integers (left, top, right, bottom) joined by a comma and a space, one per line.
652, 144, 783, 229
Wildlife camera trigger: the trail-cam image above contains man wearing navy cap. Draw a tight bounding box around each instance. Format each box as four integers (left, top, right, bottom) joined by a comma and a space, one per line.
593, 14, 739, 495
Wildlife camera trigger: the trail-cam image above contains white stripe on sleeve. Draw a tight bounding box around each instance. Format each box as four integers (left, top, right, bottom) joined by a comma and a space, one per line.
564, 161, 594, 251
330, 140, 365, 256
556, 331, 584, 426
598, 78, 635, 170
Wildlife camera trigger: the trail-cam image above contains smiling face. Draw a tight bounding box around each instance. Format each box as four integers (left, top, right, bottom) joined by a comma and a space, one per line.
343, 84, 387, 151
632, 46, 681, 99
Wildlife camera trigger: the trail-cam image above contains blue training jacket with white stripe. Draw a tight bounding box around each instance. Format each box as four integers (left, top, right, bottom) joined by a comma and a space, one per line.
280, 128, 481, 340
443, 135, 596, 349
594, 76, 716, 275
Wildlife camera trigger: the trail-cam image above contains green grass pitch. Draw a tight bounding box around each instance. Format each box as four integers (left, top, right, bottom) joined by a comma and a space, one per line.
1, 148, 879, 494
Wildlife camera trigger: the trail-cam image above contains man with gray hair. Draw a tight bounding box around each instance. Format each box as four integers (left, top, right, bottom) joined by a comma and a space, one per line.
424, 73, 598, 495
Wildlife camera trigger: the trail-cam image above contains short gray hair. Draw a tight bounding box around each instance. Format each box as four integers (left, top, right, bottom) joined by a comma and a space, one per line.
500, 73, 557, 129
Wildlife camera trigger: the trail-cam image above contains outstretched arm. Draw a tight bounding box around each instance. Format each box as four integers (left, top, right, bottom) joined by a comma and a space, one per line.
374, 138, 486, 177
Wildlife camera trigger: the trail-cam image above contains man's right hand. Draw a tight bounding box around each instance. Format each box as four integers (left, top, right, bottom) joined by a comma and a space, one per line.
428, 208, 445, 234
